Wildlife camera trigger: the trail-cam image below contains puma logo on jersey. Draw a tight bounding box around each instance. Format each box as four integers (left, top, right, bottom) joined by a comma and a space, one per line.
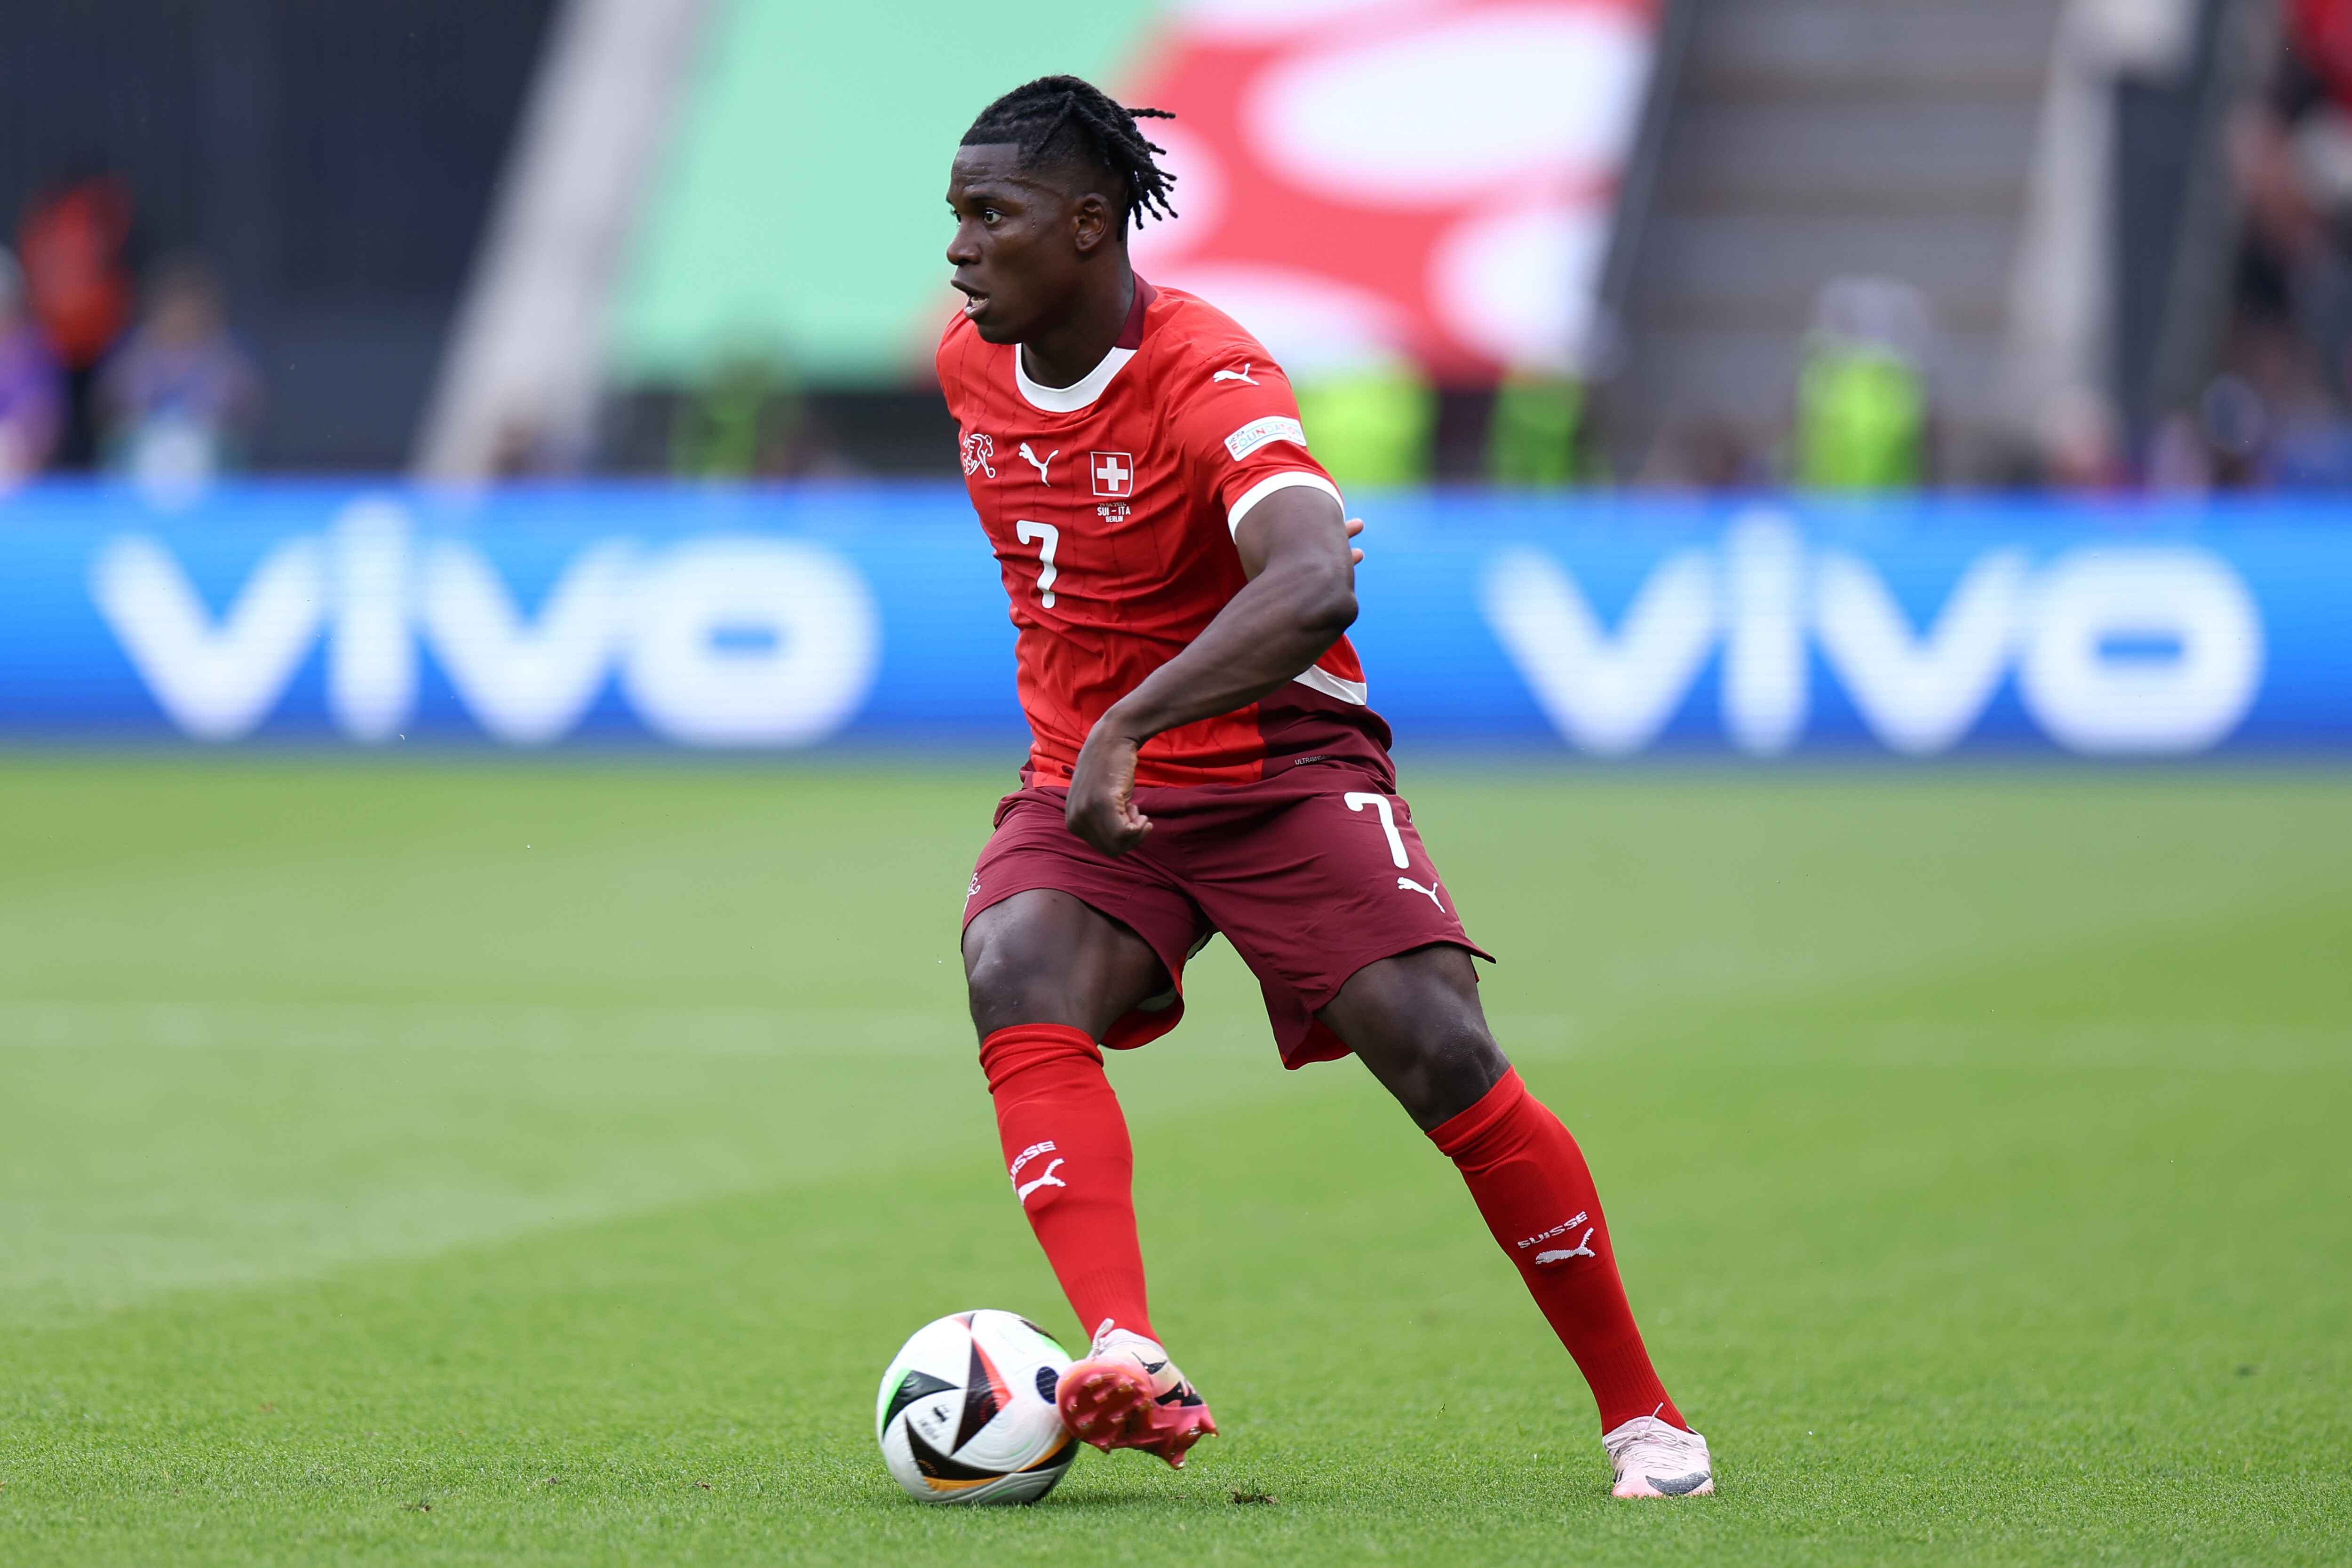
1213, 362, 1258, 385
1534, 1228, 1597, 1266
1016, 1159, 1066, 1202
1397, 876, 1444, 910
1018, 443, 1057, 484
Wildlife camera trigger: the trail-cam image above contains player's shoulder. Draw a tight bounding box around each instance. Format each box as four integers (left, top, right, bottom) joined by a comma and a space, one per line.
1141, 284, 1278, 384
1131, 285, 1322, 486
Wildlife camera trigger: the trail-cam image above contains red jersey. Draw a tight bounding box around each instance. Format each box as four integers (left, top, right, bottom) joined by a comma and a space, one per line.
938, 280, 1392, 788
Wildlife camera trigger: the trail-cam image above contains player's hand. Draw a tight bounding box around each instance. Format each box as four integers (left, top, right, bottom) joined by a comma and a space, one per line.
1347, 515, 1365, 565
1066, 721, 1153, 857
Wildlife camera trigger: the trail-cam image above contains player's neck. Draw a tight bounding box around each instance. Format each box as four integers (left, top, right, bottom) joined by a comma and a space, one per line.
1018, 266, 1136, 390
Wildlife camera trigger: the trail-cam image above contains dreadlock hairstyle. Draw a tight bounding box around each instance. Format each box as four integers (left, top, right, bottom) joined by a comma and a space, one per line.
961, 75, 1178, 234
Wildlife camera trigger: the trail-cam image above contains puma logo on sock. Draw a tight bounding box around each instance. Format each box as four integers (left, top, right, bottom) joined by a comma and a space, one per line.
1016, 1159, 1066, 1202
1009, 1140, 1065, 1203
1534, 1227, 1597, 1266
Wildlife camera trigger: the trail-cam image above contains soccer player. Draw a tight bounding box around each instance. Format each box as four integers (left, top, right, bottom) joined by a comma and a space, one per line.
940, 77, 1713, 1499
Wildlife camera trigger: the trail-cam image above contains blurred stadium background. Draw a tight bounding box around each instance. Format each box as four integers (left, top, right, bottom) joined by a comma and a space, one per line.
0, 2, 2345, 1562
0, 0, 2343, 761
10, 0, 2352, 492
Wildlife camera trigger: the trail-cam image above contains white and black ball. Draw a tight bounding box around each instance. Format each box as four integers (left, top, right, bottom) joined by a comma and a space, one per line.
875, 1310, 1078, 1505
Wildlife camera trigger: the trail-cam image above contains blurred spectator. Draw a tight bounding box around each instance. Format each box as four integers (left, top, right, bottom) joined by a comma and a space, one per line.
16, 175, 135, 470
0, 247, 65, 489
2200, 325, 2299, 488
671, 350, 793, 479
489, 417, 586, 479
2196, 0, 2352, 488
1638, 415, 1767, 493
2231, 56, 2342, 375
667, 348, 846, 479
95, 256, 262, 496
1486, 370, 1601, 487
1793, 276, 1935, 492
2039, 384, 2127, 493
1293, 361, 1435, 488
2145, 411, 2213, 494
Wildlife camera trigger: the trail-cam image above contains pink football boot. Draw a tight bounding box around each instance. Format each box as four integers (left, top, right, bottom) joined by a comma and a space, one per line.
1055, 1319, 1217, 1468
1604, 1414, 1715, 1497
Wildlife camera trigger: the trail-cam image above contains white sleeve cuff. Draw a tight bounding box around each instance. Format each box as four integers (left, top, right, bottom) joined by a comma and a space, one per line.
1226, 470, 1344, 536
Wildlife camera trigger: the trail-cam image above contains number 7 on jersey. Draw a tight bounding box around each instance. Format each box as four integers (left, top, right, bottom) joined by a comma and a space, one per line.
1016, 520, 1060, 607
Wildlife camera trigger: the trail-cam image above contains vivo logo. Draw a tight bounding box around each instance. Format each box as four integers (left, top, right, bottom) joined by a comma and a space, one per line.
1481, 511, 2265, 757
88, 496, 881, 747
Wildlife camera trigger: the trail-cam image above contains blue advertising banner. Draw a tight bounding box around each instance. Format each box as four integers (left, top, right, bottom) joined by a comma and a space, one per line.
0, 482, 2342, 757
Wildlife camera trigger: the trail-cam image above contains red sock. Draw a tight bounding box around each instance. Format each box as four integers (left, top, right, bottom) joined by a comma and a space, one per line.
1430, 1069, 1685, 1433
980, 1024, 1155, 1343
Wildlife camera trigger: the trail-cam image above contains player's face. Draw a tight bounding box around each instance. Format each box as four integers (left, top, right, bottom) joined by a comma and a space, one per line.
946, 144, 1111, 345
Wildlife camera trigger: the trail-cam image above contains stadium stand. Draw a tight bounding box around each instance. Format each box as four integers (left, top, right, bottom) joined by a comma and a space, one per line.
1605, 0, 2066, 482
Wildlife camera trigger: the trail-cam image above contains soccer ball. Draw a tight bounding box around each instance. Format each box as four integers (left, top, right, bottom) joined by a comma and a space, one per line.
875, 1309, 1079, 1505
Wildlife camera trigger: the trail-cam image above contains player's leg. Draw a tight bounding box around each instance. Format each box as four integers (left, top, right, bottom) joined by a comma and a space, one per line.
1319, 946, 1713, 1496
966, 888, 1166, 1338
966, 885, 1168, 1040
963, 889, 1217, 1465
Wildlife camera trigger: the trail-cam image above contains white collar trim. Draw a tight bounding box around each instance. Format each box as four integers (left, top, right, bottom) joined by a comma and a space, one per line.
1016, 343, 1136, 413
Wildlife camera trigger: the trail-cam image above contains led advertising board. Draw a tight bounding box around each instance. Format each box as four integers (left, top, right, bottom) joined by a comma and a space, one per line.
0, 485, 2337, 757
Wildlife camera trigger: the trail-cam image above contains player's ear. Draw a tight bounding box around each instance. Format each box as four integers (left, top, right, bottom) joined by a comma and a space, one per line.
1071, 191, 1114, 257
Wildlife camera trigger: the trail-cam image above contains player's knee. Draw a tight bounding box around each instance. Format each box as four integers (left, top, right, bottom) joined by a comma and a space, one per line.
1415, 1023, 1508, 1092
1368, 1022, 1508, 1129
963, 918, 1094, 1034
963, 933, 1051, 1027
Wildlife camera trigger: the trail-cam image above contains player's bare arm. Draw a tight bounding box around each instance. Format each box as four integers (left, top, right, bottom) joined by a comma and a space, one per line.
1065, 486, 1358, 856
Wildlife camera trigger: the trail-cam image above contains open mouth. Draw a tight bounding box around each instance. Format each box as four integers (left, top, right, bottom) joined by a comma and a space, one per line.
954, 282, 989, 318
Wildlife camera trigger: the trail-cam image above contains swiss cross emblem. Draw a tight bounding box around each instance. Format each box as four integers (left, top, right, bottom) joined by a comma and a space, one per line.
1090, 451, 1135, 498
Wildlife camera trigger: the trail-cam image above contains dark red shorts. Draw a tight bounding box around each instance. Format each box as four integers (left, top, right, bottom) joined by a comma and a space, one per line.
962, 764, 1493, 1068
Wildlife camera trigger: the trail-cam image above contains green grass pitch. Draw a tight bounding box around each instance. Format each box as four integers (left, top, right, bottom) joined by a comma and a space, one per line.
0, 757, 2344, 1564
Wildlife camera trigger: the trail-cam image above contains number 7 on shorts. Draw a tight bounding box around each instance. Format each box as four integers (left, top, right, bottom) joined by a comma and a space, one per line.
1343, 791, 1409, 868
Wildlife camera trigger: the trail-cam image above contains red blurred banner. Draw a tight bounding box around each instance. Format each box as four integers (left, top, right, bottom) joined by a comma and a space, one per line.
1120, 0, 1660, 382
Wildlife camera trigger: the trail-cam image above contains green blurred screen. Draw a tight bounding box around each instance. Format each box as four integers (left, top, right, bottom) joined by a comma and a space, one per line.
610, 0, 1162, 387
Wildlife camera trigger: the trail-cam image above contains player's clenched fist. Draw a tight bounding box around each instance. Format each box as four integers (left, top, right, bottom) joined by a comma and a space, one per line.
1064, 722, 1153, 856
